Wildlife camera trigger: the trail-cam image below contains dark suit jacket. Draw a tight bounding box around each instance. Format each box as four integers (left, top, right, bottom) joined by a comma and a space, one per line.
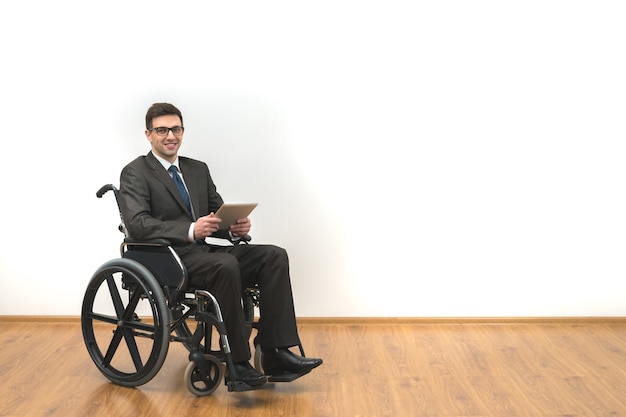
119, 152, 230, 247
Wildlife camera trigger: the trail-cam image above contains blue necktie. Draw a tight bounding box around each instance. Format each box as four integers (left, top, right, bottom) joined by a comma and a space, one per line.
168, 165, 192, 214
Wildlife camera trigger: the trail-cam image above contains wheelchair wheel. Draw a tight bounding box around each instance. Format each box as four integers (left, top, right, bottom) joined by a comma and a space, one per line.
184, 355, 223, 396
81, 258, 170, 387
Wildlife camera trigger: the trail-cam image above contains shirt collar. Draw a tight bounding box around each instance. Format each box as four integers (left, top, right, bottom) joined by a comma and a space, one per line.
153, 153, 180, 172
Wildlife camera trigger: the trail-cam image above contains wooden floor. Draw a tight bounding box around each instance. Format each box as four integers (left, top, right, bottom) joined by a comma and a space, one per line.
1, 318, 625, 417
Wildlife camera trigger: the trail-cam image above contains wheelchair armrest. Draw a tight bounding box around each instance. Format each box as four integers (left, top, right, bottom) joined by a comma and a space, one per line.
123, 238, 173, 247
123, 235, 250, 248
235, 235, 252, 244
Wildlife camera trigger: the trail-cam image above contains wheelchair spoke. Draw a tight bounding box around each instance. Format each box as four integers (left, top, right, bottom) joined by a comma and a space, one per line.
102, 326, 125, 367
84, 312, 118, 326
106, 273, 127, 321
123, 285, 144, 322
85, 311, 159, 334
121, 284, 149, 371
101, 273, 150, 371
122, 327, 144, 372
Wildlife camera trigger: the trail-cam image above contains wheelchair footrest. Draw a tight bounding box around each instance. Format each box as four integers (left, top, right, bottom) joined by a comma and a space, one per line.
226, 380, 275, 393
267, 370, 311, 383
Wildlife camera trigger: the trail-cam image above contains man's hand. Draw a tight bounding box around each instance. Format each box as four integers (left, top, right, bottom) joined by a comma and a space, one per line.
193, 213, 222, 239
230, 217, 251, 237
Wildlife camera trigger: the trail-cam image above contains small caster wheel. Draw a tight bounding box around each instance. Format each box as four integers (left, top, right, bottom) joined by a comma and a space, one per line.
184, 355, 223, 396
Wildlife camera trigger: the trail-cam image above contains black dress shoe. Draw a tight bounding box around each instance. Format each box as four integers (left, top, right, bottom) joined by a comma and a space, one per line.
225, 361, 267, 386
262, 348, 323, 376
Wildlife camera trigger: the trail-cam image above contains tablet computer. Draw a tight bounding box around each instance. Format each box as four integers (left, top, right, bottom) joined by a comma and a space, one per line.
214, 203, 258, 230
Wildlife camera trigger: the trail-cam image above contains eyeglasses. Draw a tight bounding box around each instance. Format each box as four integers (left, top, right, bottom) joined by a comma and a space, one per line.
149, 126, 185, 136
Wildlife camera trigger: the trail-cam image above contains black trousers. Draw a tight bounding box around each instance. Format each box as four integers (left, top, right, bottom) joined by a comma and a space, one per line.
180, 243, 301, 363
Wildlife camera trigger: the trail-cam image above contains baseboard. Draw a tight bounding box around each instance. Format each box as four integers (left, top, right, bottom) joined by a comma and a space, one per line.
296, 316, 626, 324
0, 315, 82, 323
1, 315, 625, 324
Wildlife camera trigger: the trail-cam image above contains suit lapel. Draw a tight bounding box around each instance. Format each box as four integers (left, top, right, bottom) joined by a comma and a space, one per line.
146, 152, 194, 219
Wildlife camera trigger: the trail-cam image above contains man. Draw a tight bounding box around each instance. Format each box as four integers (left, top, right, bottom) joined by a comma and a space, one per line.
119, 102, 322, 387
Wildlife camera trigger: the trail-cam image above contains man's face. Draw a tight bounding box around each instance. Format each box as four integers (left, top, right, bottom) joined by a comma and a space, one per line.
146, 114, 184, 163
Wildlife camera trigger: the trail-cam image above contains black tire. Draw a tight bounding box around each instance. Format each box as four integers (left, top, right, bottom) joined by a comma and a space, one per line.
243, 294, 255, 324
253, 343, 264, 375
81, 258, 170, 387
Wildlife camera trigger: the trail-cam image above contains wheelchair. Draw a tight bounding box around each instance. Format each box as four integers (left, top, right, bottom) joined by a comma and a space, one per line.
80, 184, 291, 396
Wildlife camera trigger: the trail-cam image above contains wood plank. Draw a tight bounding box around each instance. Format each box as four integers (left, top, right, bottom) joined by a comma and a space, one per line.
1, 320, 625, 416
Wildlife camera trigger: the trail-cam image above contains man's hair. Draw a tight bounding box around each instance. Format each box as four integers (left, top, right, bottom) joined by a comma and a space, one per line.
145, 103, 183, 129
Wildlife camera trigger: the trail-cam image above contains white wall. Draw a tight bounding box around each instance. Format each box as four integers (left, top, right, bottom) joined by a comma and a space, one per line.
1, 1, 625, 317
